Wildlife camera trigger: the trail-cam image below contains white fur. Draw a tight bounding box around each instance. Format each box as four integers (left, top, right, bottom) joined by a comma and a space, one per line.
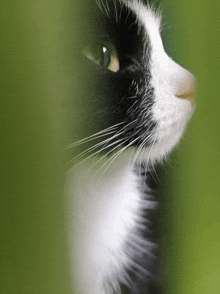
128, 0, 195, 162
66, 153, 141, 293
66, 2, 195, 293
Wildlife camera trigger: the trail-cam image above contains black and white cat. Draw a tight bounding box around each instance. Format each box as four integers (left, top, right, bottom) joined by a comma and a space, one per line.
65, 0, 196, 293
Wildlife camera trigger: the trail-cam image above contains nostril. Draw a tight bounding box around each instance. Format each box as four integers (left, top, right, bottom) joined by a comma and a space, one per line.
175, 76, 196, 105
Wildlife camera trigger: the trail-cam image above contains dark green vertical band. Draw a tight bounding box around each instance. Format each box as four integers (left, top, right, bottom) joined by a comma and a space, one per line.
0, 1, 73, 292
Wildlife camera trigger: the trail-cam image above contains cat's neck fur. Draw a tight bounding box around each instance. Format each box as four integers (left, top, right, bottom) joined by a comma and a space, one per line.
66, 153, 160, 293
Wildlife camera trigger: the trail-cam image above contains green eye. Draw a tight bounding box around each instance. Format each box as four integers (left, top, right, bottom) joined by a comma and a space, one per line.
82, 42, 119, 72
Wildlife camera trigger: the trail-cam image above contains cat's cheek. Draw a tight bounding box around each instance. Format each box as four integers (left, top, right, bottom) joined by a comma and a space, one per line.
149, 96, 195, 160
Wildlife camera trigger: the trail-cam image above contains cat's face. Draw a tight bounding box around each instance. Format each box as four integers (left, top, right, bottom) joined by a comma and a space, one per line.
66, 1, 196, 292
68, 0, 195, 166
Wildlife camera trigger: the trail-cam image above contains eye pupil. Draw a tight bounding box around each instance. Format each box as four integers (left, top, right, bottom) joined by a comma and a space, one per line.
82, 42, 119, 72
101, 46, 111, 68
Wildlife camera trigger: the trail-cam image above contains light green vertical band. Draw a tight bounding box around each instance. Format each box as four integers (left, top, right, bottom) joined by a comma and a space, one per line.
161, 1, 220, 293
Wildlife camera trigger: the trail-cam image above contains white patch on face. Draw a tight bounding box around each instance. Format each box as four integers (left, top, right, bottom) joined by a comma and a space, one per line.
127, 1, 196, 162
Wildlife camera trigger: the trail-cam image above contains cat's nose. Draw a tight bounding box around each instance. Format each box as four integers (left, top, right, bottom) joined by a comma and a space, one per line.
175, 74, 196, 105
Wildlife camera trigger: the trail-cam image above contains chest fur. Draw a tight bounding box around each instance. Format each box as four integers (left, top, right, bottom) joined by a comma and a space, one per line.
66, 156, 145, 291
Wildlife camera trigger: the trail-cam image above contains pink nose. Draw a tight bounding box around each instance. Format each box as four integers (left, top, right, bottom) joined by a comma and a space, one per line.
175, 76, 196, 105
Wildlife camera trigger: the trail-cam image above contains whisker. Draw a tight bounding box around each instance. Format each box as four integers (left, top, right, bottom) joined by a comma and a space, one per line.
146, 138, 156, 168
66, 135, 120, 168
66, 126, 128, 171
93, 141, 127, 181
88, 119, 138, 161
89, 131, 126, 164
105, 0, 111, 14
70, 137, 126, 173
88, 138, 126, 173
131, 140, 145, 167
64, 122, 124, 150
95, 0, 105, 15
65, 141, 104, 168
98, 0, 110, 17
113, 0, 118, 23
147, 139, 160, 183
96, 137, 139, 181
131, 133, 153, 166
65, 131, 116, 150
124, 4, 131, 25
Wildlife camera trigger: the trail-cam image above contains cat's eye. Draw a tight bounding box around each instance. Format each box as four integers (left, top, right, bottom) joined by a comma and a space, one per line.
82, 42, 119, 72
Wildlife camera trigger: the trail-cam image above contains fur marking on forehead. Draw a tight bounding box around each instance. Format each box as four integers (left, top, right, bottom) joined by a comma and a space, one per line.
124, 1, 162, 37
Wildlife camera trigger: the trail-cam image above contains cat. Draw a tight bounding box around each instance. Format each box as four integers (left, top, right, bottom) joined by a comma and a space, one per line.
65, 0, 196, 293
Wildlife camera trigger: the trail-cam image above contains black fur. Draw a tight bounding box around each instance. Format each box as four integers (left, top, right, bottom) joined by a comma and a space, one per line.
67, 1, 165, 293
66, 0, 157, 158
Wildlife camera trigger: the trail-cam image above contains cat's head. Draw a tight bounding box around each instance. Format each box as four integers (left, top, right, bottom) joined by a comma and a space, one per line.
68, 0, 196, 166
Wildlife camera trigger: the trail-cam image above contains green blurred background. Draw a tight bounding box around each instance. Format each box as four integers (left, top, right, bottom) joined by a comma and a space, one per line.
1, 0, 220, 293
160, 0, 220, 293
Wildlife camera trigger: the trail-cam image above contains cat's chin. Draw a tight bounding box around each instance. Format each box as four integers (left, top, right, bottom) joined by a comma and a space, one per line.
134, 138, 183, 164
130, 102, 195, 164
